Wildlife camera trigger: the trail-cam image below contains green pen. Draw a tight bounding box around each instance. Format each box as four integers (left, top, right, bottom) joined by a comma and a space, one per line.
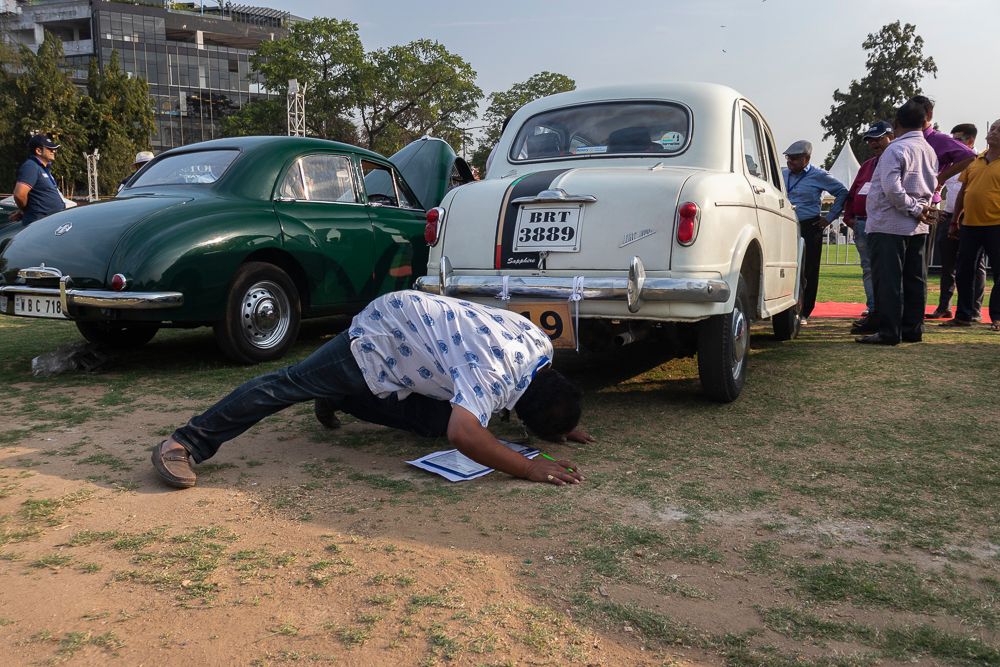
540, 452, 574, 472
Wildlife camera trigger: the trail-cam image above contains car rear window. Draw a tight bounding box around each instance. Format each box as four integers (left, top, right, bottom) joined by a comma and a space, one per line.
509, 101, 691, 162
130, 149, 239, 187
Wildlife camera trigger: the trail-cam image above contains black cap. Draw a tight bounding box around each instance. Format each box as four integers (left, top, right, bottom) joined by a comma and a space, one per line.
27, 134, 61, 151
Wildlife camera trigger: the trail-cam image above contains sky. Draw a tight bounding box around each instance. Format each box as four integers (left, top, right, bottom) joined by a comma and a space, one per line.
281, 0, 1000, 162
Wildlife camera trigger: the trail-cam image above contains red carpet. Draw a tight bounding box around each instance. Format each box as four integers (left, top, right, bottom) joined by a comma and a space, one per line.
810, 301, 995, 323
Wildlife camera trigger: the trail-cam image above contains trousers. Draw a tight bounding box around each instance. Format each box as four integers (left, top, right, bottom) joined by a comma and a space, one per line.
173, 331, 452, 463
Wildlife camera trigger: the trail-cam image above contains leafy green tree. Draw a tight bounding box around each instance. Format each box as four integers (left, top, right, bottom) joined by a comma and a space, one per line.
820, 21, 937, 168
470, 71, 576, 172
219, 97, 286, 137
354, 39, 482, 155
250, 17, 363, 141
83, 51, 155, 193
0, 38, 153, 196
8, 34, 87, 195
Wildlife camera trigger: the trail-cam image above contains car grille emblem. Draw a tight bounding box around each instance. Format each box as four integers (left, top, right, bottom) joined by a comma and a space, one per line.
54, 222, 73, 236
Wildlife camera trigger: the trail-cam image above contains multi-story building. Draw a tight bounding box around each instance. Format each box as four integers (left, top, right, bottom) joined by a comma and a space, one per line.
2, 0, 293, 151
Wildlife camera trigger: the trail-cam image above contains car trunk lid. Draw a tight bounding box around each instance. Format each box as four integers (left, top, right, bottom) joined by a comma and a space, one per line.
442, 166, 692, 272
0, 195, 193, 289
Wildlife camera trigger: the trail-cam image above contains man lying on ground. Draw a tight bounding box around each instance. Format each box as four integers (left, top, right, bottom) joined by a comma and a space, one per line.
152, 290, 593, 489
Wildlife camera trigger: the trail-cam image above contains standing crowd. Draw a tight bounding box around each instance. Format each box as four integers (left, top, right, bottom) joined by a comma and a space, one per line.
783, 96, 1000, 344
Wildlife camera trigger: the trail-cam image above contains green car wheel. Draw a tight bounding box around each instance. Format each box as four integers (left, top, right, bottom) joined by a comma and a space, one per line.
214, 262, 301, 364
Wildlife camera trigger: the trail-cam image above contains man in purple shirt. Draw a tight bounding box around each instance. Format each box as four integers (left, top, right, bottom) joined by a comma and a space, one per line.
857, 101, 938, 346
910, 97, 976, 185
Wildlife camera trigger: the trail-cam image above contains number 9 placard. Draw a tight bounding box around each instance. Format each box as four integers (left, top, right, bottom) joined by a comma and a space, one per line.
510, 301, 577, 349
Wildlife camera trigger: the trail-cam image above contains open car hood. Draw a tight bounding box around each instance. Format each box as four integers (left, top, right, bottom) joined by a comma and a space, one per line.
390, 137, 475, 210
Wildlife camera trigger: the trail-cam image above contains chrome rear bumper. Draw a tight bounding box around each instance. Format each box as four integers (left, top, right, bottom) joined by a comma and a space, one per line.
414, 255, 730, 313
1, 274, 183, 314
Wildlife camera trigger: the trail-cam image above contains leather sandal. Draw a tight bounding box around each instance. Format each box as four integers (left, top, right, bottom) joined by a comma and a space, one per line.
151, 440, 197, 488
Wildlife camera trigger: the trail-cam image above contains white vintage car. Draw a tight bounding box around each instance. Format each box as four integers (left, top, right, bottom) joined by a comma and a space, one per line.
416, 83, 802, 401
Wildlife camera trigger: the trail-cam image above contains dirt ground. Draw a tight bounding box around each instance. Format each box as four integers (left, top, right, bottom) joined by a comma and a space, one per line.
2, 322, 998, 666
0, 397, 717, 666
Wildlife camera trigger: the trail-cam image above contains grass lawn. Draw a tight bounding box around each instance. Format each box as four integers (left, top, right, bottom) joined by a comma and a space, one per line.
0, 275, 997, 665
817, 252, 956, 307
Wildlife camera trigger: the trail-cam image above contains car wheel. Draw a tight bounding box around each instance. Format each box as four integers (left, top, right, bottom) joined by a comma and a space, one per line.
76, 321, 159, 349
697, 275, 750, 402
214, 262, 301, 364
771, 300, 801, 341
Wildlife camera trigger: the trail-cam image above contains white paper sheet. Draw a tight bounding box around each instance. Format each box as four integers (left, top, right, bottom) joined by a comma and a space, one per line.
406, 439, 540, 482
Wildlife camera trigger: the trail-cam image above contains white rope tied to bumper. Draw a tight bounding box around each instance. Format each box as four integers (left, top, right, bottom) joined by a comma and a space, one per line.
569, 276, 585, 352
497, 274, 510, 302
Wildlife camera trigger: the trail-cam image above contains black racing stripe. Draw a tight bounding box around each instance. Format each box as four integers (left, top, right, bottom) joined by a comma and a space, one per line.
494, 169, 572, 270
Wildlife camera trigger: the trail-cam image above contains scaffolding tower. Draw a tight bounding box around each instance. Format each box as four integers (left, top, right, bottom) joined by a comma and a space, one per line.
287, 78, 306, 137
85, 149, 99, 202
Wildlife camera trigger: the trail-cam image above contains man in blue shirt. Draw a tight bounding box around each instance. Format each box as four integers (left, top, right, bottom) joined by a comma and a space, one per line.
782, 140, 849, 324
12, 134, 66, 226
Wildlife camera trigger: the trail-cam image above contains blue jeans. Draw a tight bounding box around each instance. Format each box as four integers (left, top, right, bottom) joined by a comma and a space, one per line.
853, 218, 874, 311
173, 332, 454, 462
174, 331, 369, 462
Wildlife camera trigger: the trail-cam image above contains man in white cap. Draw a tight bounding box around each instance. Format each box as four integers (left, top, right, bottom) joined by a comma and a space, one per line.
118, 150, 154, 192
782, 139, 849, 325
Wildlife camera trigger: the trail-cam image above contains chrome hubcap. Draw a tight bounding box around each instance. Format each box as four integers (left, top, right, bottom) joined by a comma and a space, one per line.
240, 280, 290, 350
730, 306, 748, 380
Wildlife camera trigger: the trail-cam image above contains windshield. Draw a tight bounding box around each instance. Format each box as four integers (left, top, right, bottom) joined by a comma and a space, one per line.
509, 101, 691, 162
130, 149, 239, 187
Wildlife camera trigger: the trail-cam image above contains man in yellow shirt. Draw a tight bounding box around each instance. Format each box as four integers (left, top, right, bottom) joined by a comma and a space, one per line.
944, 119, 1000, 329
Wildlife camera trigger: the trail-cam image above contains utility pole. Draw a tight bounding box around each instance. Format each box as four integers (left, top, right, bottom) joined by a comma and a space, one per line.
287, 78, 306, 137
85, 149, 100, 202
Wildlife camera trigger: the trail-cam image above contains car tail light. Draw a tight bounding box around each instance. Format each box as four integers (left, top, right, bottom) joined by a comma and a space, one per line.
110, 273, 127, 291
425, 207, 444, 246
677, 202, 700, 245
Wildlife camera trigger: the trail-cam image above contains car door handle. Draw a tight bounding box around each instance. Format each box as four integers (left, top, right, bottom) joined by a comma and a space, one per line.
752, 185, 766, 194
274, 196, 296, 202
779, 198, 785, 208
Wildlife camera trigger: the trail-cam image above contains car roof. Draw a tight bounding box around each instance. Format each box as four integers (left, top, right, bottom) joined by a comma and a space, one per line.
132, 136, 394, 201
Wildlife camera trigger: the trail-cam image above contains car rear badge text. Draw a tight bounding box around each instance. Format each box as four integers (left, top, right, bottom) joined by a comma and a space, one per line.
619, 228, 655, 247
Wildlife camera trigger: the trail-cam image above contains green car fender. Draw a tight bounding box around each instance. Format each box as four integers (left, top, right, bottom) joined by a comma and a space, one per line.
110, 199, 288, 322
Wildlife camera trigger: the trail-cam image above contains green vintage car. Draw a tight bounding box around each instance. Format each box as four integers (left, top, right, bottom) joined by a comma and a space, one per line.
0, 135, 472, 362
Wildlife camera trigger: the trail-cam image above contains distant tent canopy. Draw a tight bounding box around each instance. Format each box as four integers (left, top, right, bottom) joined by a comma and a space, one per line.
827, 143, 860, 190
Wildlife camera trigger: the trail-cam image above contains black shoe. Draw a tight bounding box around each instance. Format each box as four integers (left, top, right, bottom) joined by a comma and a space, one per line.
926, 308, 951, 319
855, 333, 898, 345
314, 399, 342, 429
850, 320, 878, 335
902, 334, 923, 343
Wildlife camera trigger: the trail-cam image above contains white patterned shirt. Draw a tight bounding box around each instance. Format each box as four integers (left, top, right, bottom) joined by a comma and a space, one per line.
348, 291, 553, 427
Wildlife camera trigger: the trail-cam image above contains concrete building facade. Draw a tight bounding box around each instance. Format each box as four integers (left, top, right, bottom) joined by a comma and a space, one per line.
2, 0, 291, 151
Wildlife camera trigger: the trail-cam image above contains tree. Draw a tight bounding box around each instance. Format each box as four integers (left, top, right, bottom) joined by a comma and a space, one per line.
470, 71, 576, 172
0, 37, 154, 196
83, 51, 156, 193
249, 17, 364, 141
7, 35, 87, 194
820, 21, 937, 168
219, 97, 286, 137
354, 39, 482, 155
